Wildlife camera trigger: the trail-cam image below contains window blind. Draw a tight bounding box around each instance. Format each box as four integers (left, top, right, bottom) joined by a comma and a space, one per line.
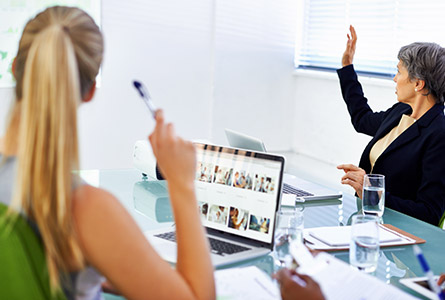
296, 0, 445, 77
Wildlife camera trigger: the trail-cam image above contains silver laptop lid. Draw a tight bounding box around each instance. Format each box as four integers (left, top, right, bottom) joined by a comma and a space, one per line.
195, 143, 284, 249
225, 128, 267, 152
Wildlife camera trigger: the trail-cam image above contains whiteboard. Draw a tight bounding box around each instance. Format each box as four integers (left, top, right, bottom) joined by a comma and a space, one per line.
0, 0, 101, 88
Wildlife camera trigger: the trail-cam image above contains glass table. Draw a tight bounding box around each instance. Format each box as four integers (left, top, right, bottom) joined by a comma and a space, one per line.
81, 169, 445, 299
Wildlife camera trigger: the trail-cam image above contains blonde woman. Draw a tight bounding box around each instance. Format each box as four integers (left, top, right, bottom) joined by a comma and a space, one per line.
0, 6, 214, 300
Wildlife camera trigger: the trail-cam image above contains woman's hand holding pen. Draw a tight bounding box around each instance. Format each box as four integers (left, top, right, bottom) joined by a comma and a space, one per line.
337, 164, 366, 199
342, 25, 357, 67
149, 109, 196, 193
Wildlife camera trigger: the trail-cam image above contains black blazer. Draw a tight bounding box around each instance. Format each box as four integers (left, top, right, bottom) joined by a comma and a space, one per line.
337, 65, 445, 225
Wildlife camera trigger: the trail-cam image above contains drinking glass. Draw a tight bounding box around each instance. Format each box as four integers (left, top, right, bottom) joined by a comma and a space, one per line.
362, 174, 385, 217
349, 215, 380, 273
274, 208, 304, 266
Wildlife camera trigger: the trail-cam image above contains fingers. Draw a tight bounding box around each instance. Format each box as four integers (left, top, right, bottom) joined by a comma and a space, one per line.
149, 109, 163, 157
274, 268, 294, 289
296, 273, 319, 287
350, 25, 357, 55
149, 109, 176, 155
275, 269, 324, 300
438, 274, 445, 286
166, 122, 176, 140
341, 171, 362, 183
155, 109, 164, 124
274, 269, 312, 288
337, 164, 360, 172
273, 268, 287, 281
341, 171, 363, 186
341, 177, 361, 191
338, 164, 365, 197
350, 25, 357, 42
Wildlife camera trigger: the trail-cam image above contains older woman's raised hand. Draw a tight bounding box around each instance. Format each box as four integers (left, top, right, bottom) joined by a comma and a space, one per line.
342, 25, 357, 67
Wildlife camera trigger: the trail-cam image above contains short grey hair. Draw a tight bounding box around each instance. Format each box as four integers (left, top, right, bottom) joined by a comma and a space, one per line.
398, 42, 445, 104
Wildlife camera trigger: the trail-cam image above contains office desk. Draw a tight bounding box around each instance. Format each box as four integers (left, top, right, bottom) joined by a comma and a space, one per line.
83, 169, 445, 299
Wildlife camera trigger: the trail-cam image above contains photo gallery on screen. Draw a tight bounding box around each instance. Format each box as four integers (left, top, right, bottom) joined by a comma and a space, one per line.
196, 160, 275, 235
199, 202, 271, 234
196, 162, 276, 194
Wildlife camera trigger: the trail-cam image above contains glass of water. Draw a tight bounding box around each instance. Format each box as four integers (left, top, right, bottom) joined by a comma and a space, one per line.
349, 214, 380, 273
274, 208, 304, 266
362, 174, 385, 217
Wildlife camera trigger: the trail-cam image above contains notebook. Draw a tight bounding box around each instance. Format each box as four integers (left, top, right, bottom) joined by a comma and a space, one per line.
303, 224, 423, 251
144, 143, 285, 267
225, 128, 342, 202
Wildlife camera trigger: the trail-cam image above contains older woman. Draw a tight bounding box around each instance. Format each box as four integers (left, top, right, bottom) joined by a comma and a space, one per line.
337, 26, 445, 225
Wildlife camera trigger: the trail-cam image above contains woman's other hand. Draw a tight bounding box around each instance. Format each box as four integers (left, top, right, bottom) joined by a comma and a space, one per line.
274, 268, 325, 300
337, 164, 366, 198
149, 110, 196, 191
439, 274, 445, 290
342, 25, 357, 67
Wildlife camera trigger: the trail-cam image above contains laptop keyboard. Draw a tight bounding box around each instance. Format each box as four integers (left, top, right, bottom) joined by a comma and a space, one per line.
282, 183, 313, 197
155, 231, 251, 256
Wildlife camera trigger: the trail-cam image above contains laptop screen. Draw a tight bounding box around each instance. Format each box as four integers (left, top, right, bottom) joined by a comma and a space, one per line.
195, 143, 284, 245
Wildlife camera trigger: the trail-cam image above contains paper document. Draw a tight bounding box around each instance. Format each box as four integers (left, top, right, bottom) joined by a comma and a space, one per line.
290, 244, 418, 300
215, 266, 280, 300
304, 224, 416, 250
215, 246, 418, 300
311, 253, 418, 300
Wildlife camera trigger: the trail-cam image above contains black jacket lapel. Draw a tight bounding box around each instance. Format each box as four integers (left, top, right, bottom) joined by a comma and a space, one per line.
374, 103, 443, 163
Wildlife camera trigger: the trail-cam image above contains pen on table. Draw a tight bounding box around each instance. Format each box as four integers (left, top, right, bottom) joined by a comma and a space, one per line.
413, 245, 445, 300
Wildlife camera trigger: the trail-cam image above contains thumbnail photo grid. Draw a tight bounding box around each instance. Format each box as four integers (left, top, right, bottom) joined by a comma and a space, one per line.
195, 161, 276, 195
198, 202, 271, 236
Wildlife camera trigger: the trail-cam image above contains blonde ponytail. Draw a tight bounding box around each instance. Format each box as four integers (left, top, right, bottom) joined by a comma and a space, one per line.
14, 23, 83, 289
9, 6, 103, 292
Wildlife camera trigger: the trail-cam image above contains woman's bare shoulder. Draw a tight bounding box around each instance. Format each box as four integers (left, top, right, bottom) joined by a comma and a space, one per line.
70, 184, 136, 231
72, 184, 118, 214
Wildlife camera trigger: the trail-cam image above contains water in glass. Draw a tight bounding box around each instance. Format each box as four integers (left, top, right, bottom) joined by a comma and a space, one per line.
350, 235, 379, 272
362, 174, 385, 217
363, 186, 385, 217
274, 209, 303, 266
349, 215, 380, 273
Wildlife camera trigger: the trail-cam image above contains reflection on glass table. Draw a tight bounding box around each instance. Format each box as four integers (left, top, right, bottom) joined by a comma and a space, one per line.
133, 179, 173, 223
87, 169, 445, 299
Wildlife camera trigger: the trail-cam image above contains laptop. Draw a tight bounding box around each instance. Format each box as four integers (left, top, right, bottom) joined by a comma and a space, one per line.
145, 143, 285, 267
225, 128, 342, 202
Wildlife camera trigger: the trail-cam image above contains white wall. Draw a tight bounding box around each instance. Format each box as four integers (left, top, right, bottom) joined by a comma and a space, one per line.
0, 0, 398, 182
1, 0, 298, 169
210, 1, 298, 149
292, 71, 396, 166
77, 0, 215, 169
